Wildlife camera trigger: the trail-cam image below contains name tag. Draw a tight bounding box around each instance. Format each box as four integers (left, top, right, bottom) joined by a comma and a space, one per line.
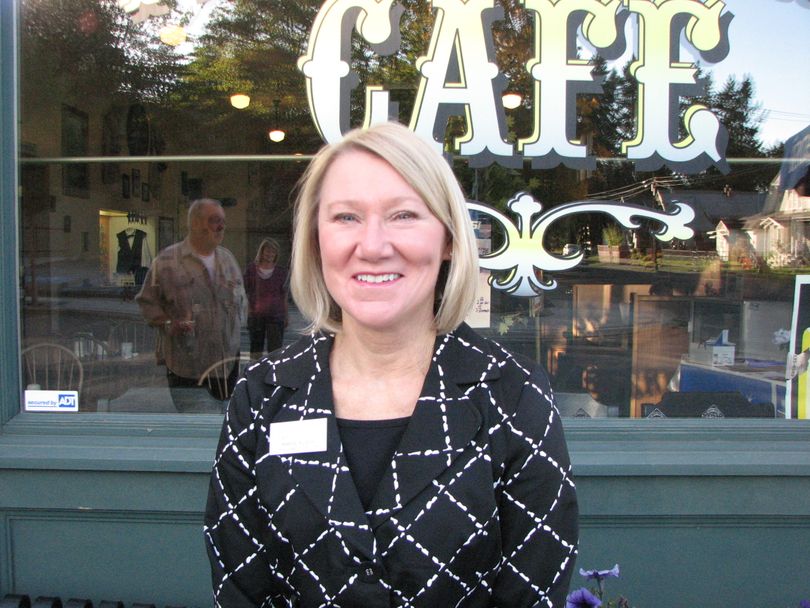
268, 418, 328, 456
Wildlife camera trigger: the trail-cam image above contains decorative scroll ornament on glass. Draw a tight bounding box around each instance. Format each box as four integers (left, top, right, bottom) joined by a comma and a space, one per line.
467, 193, 695, 296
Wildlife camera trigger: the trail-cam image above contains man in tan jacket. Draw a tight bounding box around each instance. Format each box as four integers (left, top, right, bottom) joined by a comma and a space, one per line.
137, 198, 246, 411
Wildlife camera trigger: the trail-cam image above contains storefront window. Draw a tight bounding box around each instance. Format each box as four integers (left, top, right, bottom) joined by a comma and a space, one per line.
16, 0, 809, 418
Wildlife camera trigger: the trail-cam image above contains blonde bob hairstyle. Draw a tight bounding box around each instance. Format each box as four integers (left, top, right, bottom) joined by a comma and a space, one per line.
290, 122, 479, 335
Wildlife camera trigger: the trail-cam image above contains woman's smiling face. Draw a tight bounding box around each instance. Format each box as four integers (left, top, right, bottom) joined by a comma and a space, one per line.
317, 150, 450, 335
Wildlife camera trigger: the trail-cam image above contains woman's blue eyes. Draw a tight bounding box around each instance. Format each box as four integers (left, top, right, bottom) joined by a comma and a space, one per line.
334, 211, 416, 222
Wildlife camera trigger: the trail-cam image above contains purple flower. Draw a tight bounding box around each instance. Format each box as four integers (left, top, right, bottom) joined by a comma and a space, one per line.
566, 588, 602, 608
799, 601, 810, 608
579, 564, 620, 599
579, 564, 620, 581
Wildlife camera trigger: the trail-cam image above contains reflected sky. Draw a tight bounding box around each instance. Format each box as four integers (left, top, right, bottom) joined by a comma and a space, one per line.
712, 0, 810, 147
574, 0, 807, 148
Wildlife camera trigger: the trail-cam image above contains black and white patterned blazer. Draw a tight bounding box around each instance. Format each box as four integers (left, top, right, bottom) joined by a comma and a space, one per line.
205, 323, 578, 608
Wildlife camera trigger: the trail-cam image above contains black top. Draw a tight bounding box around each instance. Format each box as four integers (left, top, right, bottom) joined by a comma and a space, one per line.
336, 416, 411, 510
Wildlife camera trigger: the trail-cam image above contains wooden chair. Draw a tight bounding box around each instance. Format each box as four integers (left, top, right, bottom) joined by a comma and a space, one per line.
21, 343, 84, 394
198, 354, 251, 402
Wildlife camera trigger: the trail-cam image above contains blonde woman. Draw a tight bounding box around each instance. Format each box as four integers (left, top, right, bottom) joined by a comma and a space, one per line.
205, 123, 578, 607
244, 238, 288, 359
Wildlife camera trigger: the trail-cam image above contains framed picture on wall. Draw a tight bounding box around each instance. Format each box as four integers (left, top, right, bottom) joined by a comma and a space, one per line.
122, 173, 130, 199
61, 104, 89, 198
132, 168, 141, 193
142, 183, 150, 202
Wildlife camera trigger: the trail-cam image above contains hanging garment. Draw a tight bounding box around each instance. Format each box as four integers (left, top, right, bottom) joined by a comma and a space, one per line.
116, 228, 148, 273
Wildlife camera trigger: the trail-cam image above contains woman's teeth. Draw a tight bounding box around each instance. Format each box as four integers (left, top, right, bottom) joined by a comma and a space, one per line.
356, 273, 400, 284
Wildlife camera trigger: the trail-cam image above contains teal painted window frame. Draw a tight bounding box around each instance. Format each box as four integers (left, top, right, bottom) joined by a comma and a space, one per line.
1, 0, 809, 478
1, 0, 20, 426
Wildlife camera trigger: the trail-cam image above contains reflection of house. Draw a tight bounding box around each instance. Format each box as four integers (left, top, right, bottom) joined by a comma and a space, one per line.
656, 188, 766, 250
714, 219, 751, 262
741, 176, 810, 266
740, 127, 810, 267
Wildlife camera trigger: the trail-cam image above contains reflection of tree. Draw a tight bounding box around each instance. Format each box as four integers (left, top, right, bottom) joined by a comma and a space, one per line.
575, 59, 774, 250
355, 0, 432, 124
19, 0, 185, 297
21, 0, 181, 106
490, 0, 533, 140
160, 0, 324, 153
706, 75, 771, 192
21, 0, 776, 178
583, 62, 772, 196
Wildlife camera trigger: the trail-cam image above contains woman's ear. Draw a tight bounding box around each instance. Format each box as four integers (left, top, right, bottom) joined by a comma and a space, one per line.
443, 236, 452, 261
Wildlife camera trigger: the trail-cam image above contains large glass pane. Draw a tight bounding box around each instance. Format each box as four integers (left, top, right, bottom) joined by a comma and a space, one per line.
16, 0, 809, 417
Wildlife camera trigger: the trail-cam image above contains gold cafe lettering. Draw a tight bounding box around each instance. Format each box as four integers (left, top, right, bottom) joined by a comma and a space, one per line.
299, 0, 732, 174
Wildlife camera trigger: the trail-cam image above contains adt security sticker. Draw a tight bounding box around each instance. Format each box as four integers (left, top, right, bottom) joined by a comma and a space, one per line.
24, 390, 79, 412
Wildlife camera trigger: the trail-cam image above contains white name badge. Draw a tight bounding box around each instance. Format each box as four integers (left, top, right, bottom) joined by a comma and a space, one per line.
268, 418, 328, 456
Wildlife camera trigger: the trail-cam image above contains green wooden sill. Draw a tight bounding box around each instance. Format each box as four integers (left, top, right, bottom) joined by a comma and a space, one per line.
2, 413, 810, 476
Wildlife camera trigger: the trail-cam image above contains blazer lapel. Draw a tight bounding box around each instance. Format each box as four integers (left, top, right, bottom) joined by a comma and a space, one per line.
367, 327, 500, 527
265, 334, 375, 560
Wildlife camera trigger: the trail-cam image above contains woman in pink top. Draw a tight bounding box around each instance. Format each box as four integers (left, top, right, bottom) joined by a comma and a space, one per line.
243, 238, 288, 359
